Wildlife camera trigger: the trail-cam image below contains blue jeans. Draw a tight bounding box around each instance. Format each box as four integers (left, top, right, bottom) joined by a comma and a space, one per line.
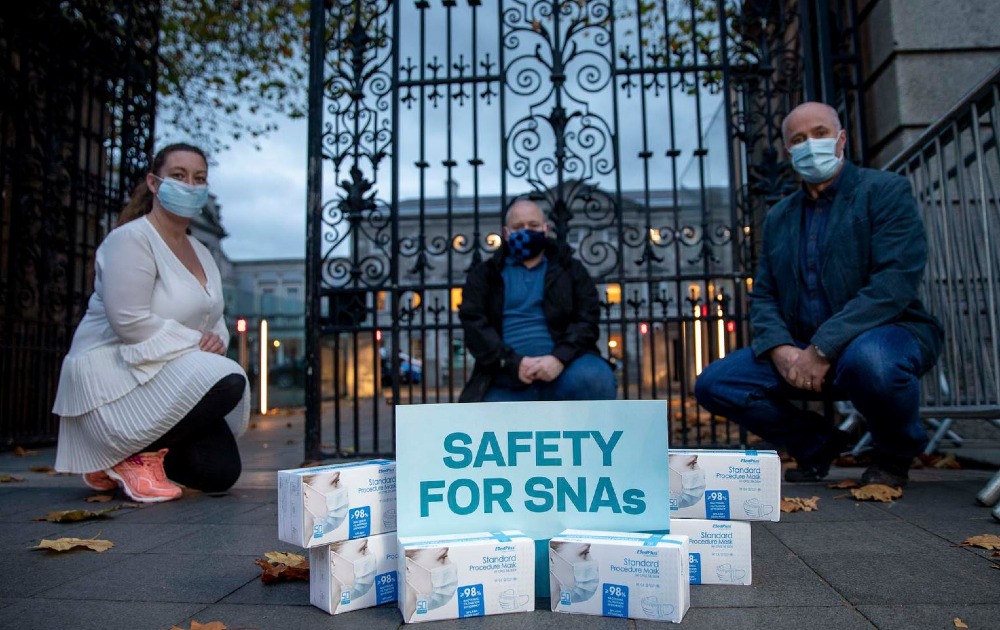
694, 324, 928, 462
483, 354, 617, 402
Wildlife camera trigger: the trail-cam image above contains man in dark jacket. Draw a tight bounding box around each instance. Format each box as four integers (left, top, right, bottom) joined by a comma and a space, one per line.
458, 198, 616, 403
695, 102, 943, 487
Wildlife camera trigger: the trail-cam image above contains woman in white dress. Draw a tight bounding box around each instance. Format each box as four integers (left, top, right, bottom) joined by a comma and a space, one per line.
52, 143, 249, 502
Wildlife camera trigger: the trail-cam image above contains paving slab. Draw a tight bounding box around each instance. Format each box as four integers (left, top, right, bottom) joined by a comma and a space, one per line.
108, 492, 265, 525
691, 525, 845, 608
857, 603, 1000, 629
764, 519, 947, 555
183, 602, 404, 630
221, 576, 312, 606
796, 549, 1000, 606
0, 599, 206, 630
642, 606, 876, 629
0, 545, 128, 599
146, 523, 301, 556
41, 553, 258, 603
0, 486, 104, 522
53, 521, 204, 555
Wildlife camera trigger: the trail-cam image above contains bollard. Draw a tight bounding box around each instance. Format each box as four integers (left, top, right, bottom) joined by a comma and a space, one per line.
976, 471, 1000, 507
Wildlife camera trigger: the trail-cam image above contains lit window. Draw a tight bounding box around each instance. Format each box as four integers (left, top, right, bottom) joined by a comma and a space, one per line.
605, 283, 621, 304
649, 228, 662, 243
450, 287, 463, 311
485, 233, 502, 249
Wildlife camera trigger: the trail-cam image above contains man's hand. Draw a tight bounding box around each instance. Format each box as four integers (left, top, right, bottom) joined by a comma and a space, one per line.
518, 356, 537, 384
199, 331, 226, 355
772, 344, 830, 392
525, 355, 564, 382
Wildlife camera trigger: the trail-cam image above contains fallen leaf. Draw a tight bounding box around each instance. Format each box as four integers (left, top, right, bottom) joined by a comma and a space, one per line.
954, 618, 969, 628
29, 465, 55, 473
32, 537, 114, 552
264, 551, 308, 567
0, 474, 25, 483
34, 507, 119, 523
826, 479, 860, 489
781, 496, 820, 513
255, 552, 310, 584
191, 622, 227, 630
933, 453, 962, 469
13, 446, 39, 457
958, 534, 1000, 551
84, 494, 114, 503
120, 502, 141, 509
850, 484, 903, 502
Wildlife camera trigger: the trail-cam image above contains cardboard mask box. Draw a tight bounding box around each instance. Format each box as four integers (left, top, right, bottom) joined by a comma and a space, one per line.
278, 459, 396, 548
398, 531, 534, 624
668, 519, 752, 585
669, 449, 780, 522
310, 533, 399, 613
549, 529, 690, 623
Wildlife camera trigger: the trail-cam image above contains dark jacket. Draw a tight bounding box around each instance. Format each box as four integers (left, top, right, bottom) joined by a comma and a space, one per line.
750, 160, 943, 372
458, 239, 603, 402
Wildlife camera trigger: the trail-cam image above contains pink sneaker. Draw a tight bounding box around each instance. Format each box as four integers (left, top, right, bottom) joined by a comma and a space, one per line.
83, 470, 118, 492
106, 449, 182, 503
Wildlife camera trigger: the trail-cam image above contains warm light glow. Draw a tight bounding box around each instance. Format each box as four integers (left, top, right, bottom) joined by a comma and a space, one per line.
376, 329, 382, 342
639, 322, 649, 335
746, 278, 753, 291
726, 320, 736, 333
236, 317, 247, 334
689, 284, 701, 301
273, 339, 280, 348
605, 284, 621, 304
693, 304, 703, 376
260, 319, 268, 414
451, 234, 466, 250
451, 287, 463, 311
407, 292, 421, 308
649, 228, 661, 244
717, 306, 726, 359
485, 233, 502, 249
744, 225, 751, 235
608, 339, 618, 349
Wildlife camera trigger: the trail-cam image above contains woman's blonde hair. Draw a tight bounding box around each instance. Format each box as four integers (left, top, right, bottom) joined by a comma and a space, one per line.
118, 142, 208, 226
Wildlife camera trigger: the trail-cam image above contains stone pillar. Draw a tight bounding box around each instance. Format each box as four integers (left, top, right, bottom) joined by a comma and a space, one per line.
859, 0, 1000, 166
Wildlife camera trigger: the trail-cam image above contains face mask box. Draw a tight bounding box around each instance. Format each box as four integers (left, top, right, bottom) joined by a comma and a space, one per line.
310, 532, 399, 614
278, 459, 396, 548
667, 519, 752, 585
668, 449, 780, 522
549, 529, 689, 623
398, 531, 535, 624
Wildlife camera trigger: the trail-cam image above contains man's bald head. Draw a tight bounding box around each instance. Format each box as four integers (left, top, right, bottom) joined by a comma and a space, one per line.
782, 102, 842, 147
504, 199, 547, 232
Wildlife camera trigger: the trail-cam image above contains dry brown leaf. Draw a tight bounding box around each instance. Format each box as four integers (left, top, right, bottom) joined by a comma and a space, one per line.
953, 618, 968, 628
191, 622, 227, 630
958, 534, 1000, 551
28, 465, 55, 473
84, 494, 114, 503
932, 453, 962, 469
826, 479, 860, 489
13, 446, 39, 457
32, 537, 114, 553
781, 496, 820, 513
255, 553, 310, 584
120, 502, 141, 508
0, 474, 25, 483
264, 551, 308, 567
34, 507, 118, 523
850, 484, 903, 502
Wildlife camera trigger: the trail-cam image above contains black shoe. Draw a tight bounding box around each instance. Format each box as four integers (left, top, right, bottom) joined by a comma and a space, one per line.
785, 463, 831, 483
784, 430, 851, 483
861, 456, 911, 488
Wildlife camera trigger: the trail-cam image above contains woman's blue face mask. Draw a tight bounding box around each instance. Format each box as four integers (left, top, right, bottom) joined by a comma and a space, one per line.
154, 175, 209, 218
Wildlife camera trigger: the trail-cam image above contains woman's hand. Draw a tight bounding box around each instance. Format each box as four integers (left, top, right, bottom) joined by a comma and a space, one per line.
199, 331, 226, 355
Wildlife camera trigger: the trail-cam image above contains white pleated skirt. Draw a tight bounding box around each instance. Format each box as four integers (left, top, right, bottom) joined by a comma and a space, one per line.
54, 351, 250, 473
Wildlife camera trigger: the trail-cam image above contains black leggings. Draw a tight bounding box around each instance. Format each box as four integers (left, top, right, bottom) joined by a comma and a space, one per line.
145, 373, 245, 493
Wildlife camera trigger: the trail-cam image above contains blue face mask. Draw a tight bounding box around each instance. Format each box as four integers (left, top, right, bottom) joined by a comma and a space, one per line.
506, 228, 547, 262
669, 462, 706, 509
407, 558, 458, 611
552, 549, 600, 603
789, 136, 844, 184
154, 176, 209, 218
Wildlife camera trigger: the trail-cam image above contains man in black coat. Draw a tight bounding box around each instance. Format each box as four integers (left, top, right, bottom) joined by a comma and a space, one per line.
458, 198, 616, 403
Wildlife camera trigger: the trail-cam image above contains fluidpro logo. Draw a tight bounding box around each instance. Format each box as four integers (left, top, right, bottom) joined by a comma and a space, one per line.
636, 549, 658, 557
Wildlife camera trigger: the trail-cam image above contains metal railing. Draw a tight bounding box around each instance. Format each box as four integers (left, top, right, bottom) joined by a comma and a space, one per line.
885, 64, 1000, 419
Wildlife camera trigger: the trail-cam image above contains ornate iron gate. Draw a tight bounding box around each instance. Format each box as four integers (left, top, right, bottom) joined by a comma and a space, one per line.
0, 2, 158, 445
305, 0, 816, 459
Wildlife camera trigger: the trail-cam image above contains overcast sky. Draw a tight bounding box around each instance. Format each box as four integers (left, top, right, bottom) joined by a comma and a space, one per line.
174, 1, 730, 262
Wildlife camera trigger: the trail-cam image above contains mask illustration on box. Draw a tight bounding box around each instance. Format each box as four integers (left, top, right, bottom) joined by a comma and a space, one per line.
551, 547, 600, 603
669, 456, 706, 508
333, 551, 377, 601
641, 594, 675, 619
406, 556, 458, 611
498, 588, 530, 610
715, 562, 747, 583
304, 482, 349, 538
